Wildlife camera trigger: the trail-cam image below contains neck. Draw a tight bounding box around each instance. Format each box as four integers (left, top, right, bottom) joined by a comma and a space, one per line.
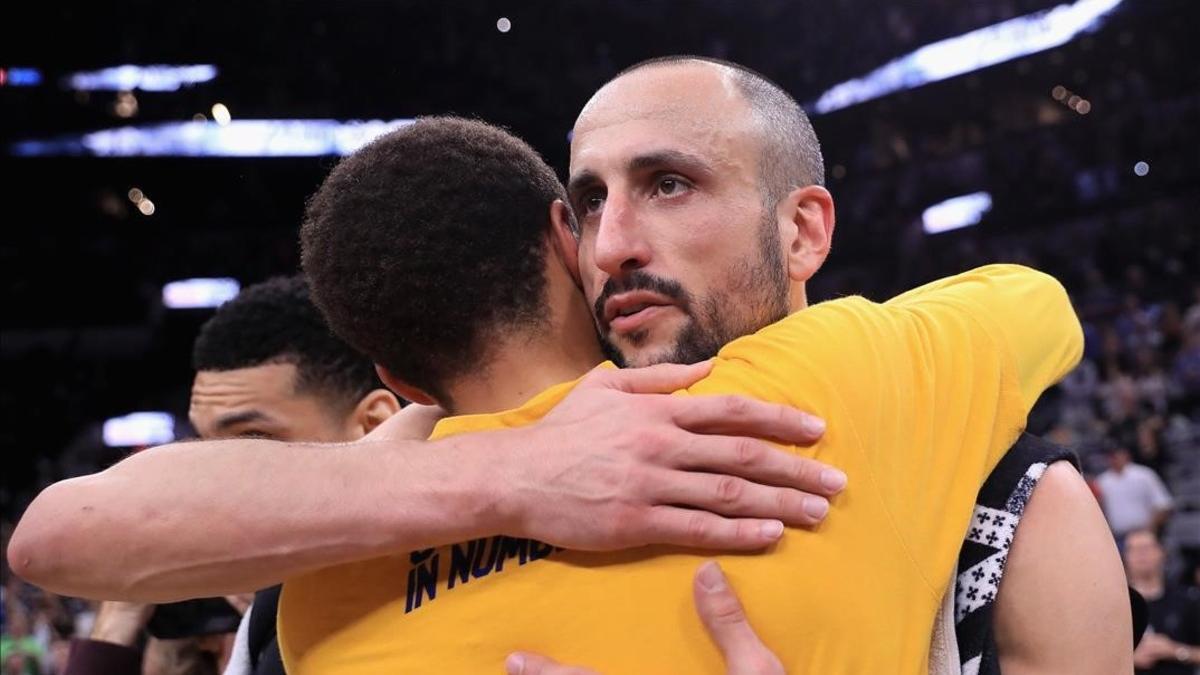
444, 284, 604, 416
788, 281, 808, 314
1131, 572, 1164, 598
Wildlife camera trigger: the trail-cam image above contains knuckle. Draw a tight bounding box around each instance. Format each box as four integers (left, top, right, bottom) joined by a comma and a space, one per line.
623, 465, 653, 495
773, 489, 795, 517
715, 475, 744, 504
733, 439, 764, 467
686, 512, 714, 544
722, 396, 751, 418
632, 427, 671, 458
707, 595, 747, 625
789, 457, 818, 486
605, 506, 640, 544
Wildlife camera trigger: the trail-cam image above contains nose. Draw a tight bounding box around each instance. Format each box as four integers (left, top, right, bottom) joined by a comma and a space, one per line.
592, 191, 651, 278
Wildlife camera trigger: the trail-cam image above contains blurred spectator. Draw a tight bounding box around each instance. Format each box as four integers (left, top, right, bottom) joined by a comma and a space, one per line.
1126, 529, 1200, 673
0, 607, 43, 675
1096, 447, 1174, 540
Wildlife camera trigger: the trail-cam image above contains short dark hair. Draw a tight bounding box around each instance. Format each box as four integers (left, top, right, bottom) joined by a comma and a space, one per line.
192, 275, 379, 410
611, 55, 825, 205
301, 116, 565, 403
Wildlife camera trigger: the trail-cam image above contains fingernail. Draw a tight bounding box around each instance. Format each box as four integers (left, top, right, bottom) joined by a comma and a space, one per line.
760, 519, 784, 539
804, 496, 829, 520
697, 561, 727, 592
505, 653, 525, 675
805, 415, 826, 436
820, 468, 847, 492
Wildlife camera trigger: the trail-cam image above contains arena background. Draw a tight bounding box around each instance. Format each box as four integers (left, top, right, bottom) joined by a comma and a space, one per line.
2, 0, 1198, 668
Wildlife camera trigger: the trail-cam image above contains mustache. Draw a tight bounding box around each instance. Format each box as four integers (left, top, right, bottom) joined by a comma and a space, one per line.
593, 270, 690, 327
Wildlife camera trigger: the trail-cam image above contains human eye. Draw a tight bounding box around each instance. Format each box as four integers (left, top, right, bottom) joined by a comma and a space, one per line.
237, 430, 274, 440
578, 190, 606, 216
652, 175, 692, 198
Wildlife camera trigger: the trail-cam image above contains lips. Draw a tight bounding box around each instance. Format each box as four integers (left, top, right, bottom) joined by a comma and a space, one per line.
603, 291, 675, 334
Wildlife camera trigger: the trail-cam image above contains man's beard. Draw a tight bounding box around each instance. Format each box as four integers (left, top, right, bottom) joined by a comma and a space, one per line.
596, 211, 790, 367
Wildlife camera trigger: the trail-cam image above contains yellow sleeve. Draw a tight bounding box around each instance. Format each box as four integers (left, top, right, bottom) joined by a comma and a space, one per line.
886, 264, 1084, 412
687, 264, 1082, 589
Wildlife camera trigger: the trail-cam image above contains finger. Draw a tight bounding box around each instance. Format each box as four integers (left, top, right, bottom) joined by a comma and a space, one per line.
668, 395, 825, 446
650, 469, 829, 527
505, 652, 599, 675
223, 593, 253, 615
587, 361, 713, 394
642, 507, 785, 550
670, 434, 845, 497
693, 562, 784, 675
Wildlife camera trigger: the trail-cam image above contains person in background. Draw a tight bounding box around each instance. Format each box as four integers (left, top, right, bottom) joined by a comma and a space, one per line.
64, 275, 404, 675
0, 608, 43, 675
1097, 446, 1174, 540
1125, 529, 1200, 673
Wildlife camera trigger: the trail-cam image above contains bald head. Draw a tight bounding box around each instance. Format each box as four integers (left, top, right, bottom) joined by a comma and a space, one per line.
576, 56, 825, 207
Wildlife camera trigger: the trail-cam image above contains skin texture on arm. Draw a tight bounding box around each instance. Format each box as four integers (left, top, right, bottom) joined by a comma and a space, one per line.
8, 362, 840, 602
993, 461, 1134, 674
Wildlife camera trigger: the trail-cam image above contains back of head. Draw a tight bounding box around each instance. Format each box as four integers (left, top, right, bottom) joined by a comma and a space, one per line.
599, 55, 824, 205
301, 116, 566, 403
192, 275, 379, 412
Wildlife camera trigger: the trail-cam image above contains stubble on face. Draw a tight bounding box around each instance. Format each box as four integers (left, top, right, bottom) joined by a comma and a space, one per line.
600, 208, 789, 368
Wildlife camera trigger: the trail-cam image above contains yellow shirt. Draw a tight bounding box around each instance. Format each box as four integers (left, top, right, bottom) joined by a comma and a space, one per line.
279, 264, 1082, 674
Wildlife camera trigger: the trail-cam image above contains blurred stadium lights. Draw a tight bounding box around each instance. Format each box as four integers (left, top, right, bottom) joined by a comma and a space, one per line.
1, 67, 44, 87
102, 412, 175, 447
7, 119, 415, 157
211, 103, 232, 125
812, 0, 1124, 114
162, 278, 240, 309
922, 192, 993, 235
65, 64, 217, 92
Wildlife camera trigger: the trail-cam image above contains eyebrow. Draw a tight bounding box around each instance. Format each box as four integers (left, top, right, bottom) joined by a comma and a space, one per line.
567, 149, 715, 198
212, 410, 274, 432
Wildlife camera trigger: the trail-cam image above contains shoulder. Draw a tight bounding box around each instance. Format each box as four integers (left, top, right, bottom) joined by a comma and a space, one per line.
1130, 464, 1164, 483
1022, 461, 1093, 513
994, 461, 1133, 671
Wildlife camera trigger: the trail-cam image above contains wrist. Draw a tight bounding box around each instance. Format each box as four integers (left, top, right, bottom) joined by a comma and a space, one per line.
89, 613, 144, 646
436, 431, 520, 541
472, 428, 534, 539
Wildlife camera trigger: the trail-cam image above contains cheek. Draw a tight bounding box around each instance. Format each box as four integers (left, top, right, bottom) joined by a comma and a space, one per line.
578, 239, 603, 303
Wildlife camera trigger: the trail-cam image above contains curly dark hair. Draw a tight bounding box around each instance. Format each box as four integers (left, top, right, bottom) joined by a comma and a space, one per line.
300, 116, 566, 403
192, 275, 380, 410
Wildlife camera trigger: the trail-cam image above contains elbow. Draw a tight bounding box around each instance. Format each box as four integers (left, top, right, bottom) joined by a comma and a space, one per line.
8, 489, 69, 590
1026, 266, 1085, 371
7, 478, 115, 596
7, 520, 40, 584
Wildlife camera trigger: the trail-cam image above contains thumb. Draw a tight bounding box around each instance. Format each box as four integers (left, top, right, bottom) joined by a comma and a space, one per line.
505, 652, 599, 675
590, 360, 714, 394
693, 562, 785, 675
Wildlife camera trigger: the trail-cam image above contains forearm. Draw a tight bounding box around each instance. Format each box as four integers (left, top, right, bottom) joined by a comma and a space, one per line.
8, 434, 504, 601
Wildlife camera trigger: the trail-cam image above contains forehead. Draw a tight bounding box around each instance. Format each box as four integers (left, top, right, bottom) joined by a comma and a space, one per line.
571, 63, 760, 174
1125, 533, 1158, 549
189, 363, 299, 417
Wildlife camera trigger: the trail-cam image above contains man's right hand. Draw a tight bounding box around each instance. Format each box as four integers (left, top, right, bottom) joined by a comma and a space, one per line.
499, 361, 845, 551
